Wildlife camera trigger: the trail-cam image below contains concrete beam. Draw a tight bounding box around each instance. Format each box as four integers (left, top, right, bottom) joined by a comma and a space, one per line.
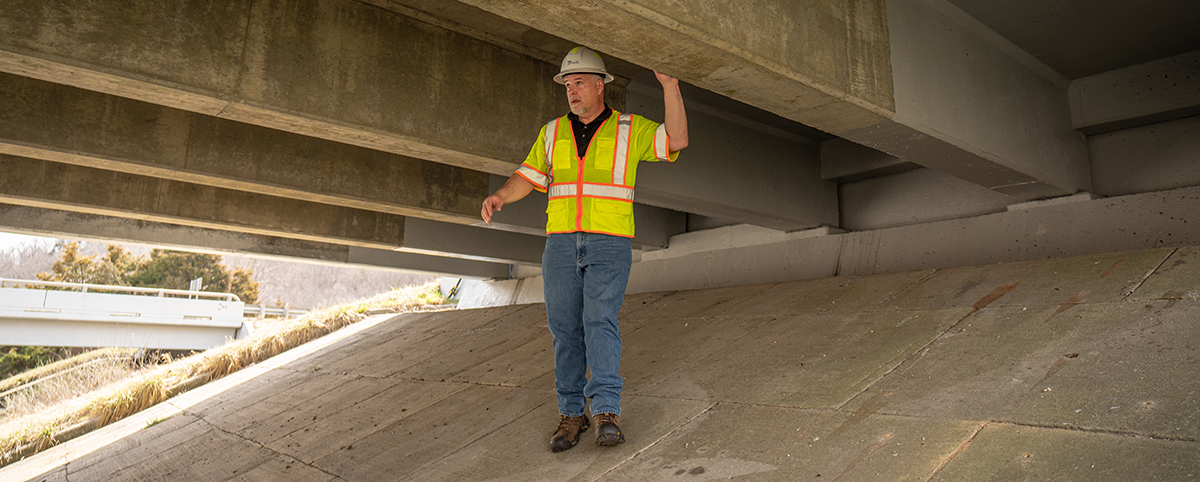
627, 184, 1200, 293
464, 0, 1089, 203
628, 76, 838, 231
839, 0, 1091, 201
0, 73, 487, 225
0, 204, 511, 279
0, 154, 552, 267
0, 155, 407, 250
839, 167, 1013, 231
820, 138, 919, 183
401, 217, 544, 266
0, 0, 835, 234
459, 0, 895, 134
0, 0, 563, 176
1089, 115, 1200, 197
1069, 49, 1200, 135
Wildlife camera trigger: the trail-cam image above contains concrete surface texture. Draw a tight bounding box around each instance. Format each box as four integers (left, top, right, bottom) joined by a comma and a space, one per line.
6, 246, 1199, 481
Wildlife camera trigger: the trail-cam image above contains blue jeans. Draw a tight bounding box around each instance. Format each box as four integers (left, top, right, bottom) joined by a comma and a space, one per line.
543, 232, 632, 417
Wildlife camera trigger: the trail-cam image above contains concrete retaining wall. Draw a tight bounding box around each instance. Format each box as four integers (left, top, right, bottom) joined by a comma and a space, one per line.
458, 184, 1200, 308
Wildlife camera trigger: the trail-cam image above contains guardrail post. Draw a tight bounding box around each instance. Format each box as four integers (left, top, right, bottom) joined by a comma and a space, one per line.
284, 306, 291, 319
257, 303, 265, 319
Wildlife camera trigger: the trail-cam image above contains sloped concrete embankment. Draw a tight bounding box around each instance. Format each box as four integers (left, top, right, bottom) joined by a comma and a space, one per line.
7, 247, 1200, 480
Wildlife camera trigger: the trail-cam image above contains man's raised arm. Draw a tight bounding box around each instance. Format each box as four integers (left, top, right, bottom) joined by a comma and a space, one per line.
655, 71, 689, 152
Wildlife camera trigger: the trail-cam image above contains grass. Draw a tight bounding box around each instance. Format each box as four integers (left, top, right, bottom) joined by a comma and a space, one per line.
0, 281, 449, 467
0, 348, 135, 395
1, 355, 138, 420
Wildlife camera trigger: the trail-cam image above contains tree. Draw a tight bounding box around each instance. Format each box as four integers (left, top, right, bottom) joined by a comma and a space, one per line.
35, 242, 98, 284
35, 243, 259, 303
126, 250, 259, 304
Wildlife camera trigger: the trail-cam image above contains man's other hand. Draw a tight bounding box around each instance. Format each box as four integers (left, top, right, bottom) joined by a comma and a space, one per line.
481, 194, 505, 225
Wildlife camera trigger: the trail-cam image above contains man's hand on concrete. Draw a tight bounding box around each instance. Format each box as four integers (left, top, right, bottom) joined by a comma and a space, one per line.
654, 71, 679, 87
655, 71, 689, 152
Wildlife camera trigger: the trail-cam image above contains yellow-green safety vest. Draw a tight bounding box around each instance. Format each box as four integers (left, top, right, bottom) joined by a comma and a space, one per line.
515, 110, 677, 237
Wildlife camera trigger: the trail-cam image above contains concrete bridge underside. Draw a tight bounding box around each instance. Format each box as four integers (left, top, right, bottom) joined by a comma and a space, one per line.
0, 0, 1196, 283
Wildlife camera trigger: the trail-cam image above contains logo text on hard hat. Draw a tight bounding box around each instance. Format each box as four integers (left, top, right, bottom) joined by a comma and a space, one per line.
567, 60, 579, 65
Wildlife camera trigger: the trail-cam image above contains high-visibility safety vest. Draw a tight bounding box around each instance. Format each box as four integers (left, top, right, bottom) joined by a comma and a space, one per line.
515, 111, 677, 237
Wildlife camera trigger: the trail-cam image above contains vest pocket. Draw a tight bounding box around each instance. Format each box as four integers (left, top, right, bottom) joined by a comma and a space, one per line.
553, 140, 573, 171
593, 137, 616, 170
546, 198, 568, 214
593, 198, 632, 215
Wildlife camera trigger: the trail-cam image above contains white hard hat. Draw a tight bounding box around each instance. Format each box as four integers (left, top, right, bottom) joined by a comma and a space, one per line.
553, 46, 614, 84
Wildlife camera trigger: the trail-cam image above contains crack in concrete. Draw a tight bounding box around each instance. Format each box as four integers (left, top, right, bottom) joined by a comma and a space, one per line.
1122, 248, 1176, 300
190, 414, 341, 480
926, 421, 988, 481
871, 268, 940, 310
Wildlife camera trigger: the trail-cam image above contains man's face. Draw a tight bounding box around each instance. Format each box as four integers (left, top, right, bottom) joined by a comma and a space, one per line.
563, 74, 604, 117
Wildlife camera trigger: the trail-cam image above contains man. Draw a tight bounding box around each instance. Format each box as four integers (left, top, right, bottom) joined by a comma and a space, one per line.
481, 46, 688, 452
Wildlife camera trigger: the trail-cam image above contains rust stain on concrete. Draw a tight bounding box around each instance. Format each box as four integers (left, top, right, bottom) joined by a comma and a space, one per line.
827, 391, 891, 440
1100, 259, 1126, 278
973, 281, 1021, 310
1045, 291, 1088, 323
1031, 353, 1078, 389
832, 434, 892, 481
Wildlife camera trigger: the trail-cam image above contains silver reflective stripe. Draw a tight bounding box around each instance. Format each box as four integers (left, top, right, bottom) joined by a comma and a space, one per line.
544, 119, 559, 171
583, 184, 634, 201
516, 165, 548, 188
613, 113, 632, 185
548, 184, 634, 201
548, 184, 575, 198
654, 124, 670, 161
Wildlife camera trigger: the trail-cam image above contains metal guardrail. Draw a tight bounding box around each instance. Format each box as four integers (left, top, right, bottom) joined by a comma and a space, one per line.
0, 278, 241, 302
243, 305, 308, 319
0, 278, 245, 350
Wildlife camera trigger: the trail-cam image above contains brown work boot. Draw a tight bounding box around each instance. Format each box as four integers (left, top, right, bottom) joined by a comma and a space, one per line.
594, 413, 625, 446
549, 414, 590, 453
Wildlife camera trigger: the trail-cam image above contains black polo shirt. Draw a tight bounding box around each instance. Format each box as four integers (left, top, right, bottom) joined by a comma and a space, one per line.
567, 106, 613, 159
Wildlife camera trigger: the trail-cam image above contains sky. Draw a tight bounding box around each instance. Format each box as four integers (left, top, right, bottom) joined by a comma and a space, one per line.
0, 231, 56, 253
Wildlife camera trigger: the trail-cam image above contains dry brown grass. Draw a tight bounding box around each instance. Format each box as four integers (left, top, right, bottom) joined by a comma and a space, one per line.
0, 282, 449, 467
0, 348, 134, 395
1, 355, 137, 420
